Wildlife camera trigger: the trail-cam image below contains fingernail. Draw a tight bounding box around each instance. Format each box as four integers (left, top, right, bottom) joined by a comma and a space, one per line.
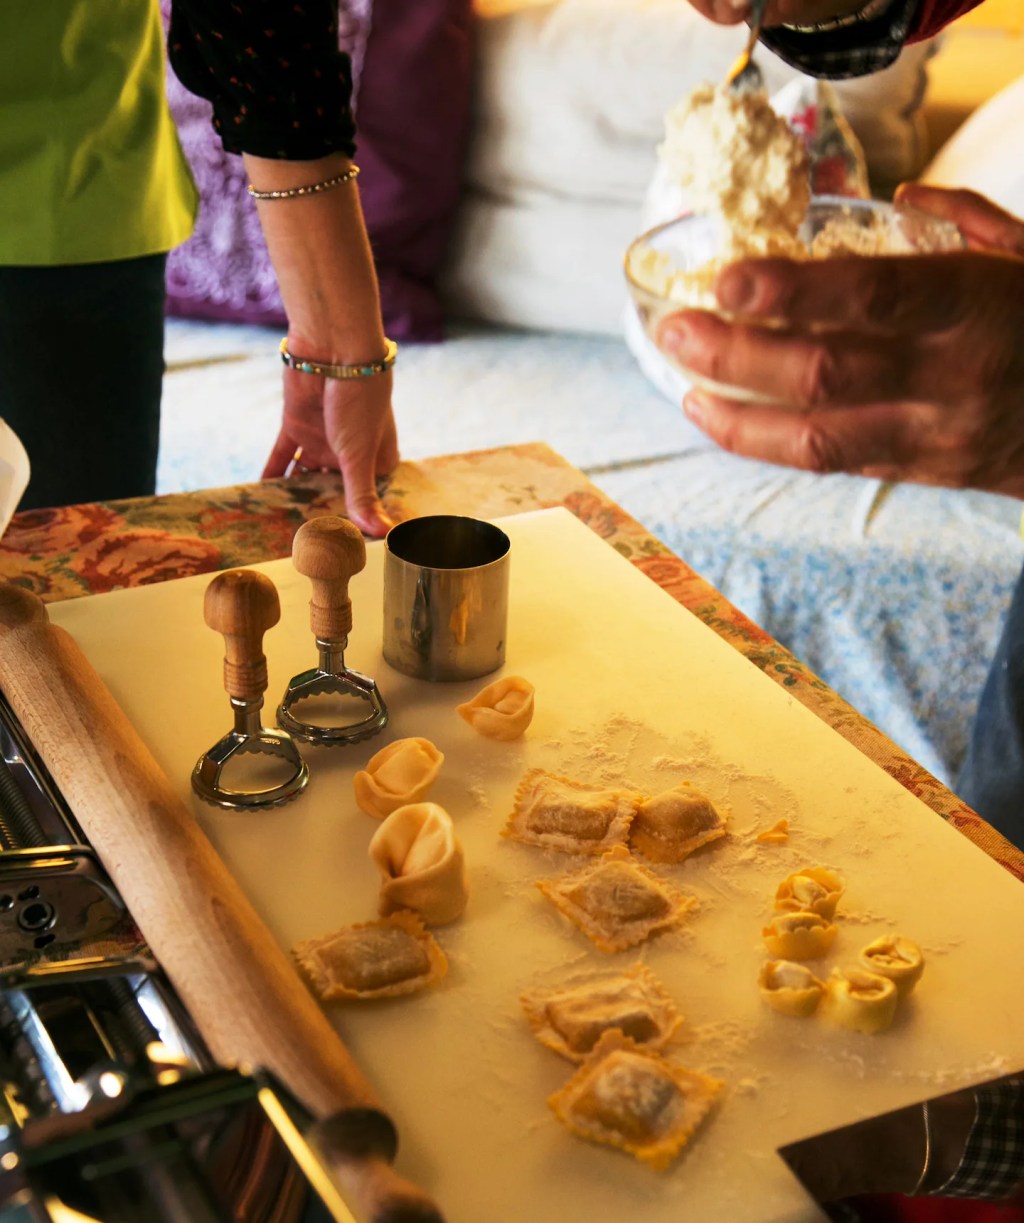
716, 266, 755, 312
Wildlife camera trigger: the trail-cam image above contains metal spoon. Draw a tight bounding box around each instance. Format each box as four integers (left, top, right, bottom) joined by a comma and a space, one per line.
726, 0, 768, 93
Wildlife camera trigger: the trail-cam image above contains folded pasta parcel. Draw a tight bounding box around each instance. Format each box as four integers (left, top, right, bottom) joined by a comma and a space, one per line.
369, 801, 468, 926
503, 768, 640, 854
353, 736, 444, 819
292, 911, 447, 1001
549, 1030, 722, 1170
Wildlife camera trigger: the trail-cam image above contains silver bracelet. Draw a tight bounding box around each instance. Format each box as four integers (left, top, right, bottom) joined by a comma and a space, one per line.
782, 0, 895, 33
247, 164, 360, 201
910, 1101, 933, 1195
279, 336, 397, 380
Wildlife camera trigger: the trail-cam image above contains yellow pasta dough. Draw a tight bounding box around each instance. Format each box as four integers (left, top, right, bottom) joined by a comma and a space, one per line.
758, 959, 824, 1018
755, 819, 790, 845
292, 911, 447, 1001
537, 845, 696, 953
353, 736, 444, 819
774, 866, 844, 920
629, 781, 727, 864
521, 964, 683, 1062
457, 675, 535, 740
820, 968, 898, 1034
548, 1030, 722, 1171
503, 768, 639, 854
368, 801, 468, 925
762, 910, 838, 961
859, 934, 925, 997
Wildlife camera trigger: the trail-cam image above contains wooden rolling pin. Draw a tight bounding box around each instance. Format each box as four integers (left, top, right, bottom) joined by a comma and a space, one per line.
0, 581, 443, 1223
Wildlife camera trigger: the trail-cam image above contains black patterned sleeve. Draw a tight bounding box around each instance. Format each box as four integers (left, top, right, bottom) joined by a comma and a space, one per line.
167, 0, 357, 160
937, 1081, 1024, 1201
758, 0, 918, 79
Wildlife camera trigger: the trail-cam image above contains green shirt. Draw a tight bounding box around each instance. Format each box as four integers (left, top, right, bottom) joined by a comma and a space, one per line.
0, 0, 197, 265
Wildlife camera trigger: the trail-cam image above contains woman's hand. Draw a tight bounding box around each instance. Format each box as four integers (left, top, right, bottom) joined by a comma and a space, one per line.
262, 358, 399, 538
656, 186, 1024, 499
244, 152, 400, 538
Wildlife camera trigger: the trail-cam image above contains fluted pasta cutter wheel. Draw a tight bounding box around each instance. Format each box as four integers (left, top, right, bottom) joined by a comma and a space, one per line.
192, 569, 309, 810
277, 515, 388, 747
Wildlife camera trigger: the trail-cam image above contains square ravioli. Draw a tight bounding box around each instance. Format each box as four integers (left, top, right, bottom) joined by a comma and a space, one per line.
503, 768, 639, 855
549, 1030, 722, 1170
521, 964, 683, 1061
292, 910, 447, 1000
629, 782, 727, 864
536, 845, 697, 953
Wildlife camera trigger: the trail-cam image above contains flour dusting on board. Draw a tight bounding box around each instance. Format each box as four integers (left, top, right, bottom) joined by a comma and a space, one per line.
47, 508, 1024, 1223
484, 706, 1002, 1167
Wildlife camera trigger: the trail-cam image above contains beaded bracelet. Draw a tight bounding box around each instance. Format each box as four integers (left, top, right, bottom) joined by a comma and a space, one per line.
279, 337, 397, 379
248, 164, 360, 201
782, 0, 895, 33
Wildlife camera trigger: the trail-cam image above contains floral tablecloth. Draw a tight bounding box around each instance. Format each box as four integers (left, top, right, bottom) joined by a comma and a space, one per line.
2, 442, 1020, 883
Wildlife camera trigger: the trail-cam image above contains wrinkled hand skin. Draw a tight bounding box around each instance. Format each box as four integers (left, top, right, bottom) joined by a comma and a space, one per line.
657, 185, 1024, 499
684, 0, 867, 26
262, 360, 399, 538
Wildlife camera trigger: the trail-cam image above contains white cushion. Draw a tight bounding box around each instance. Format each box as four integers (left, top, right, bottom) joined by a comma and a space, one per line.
921, 73, 1024, 215
443, 0, 937, 334
444, 190, 646, 334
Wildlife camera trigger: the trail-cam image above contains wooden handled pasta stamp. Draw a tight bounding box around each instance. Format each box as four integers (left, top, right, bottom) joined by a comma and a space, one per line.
191, 569, 309, 809
277, 516, 388, 747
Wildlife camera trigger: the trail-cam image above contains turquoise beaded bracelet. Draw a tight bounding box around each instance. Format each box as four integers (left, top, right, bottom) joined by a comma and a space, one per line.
279, 337, 397, 380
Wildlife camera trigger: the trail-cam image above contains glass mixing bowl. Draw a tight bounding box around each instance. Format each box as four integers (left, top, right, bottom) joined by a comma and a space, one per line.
624, 195, 965, 405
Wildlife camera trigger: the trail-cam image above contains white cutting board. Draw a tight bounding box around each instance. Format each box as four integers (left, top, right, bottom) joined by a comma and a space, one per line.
50, 508, 1024, 1223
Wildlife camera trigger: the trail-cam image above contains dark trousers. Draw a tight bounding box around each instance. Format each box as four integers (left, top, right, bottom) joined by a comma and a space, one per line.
957, 561, 1024, 852
0, 254, 166, 511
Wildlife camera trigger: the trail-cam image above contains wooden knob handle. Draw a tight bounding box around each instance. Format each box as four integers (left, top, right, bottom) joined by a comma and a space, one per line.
292, 516, 366, 641
203, 569, 280, 701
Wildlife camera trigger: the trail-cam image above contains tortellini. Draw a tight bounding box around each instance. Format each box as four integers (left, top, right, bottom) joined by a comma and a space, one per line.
457, 675, 535, 740
859, 934, 925, 997
820, 968, 899, 1034
774, 867, 844, 920
758, 868, 925, 1034
368, 802, 468, 926
758, 959, 824, 1018
762, 911, 838, 961
353, 737, 444, 819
